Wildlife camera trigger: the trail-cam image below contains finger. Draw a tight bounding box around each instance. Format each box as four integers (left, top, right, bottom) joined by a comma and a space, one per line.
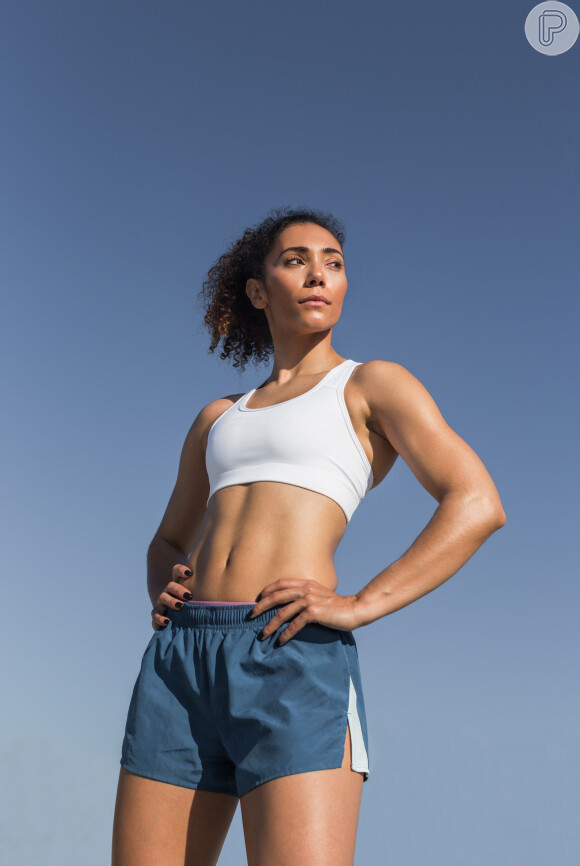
157, 589, 189, 610
151, 610, 171, 629
255, 580, 281, 600
258, 577, 311, 598
162, 581, 193, 601
255, 577, 315, 607
279, 607, 319, 641
250, 578, 310, 619
258, 600, 306, 639
251, 588, 301, 618
172, 564, 193, 580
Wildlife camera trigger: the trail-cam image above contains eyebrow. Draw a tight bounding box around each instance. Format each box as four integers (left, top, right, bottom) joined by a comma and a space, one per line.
276, 246, 345, 262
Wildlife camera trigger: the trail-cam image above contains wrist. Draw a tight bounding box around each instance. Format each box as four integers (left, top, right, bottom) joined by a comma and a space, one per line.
353, 590, 391, 627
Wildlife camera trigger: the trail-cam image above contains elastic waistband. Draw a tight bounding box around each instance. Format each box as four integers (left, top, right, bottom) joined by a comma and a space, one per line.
185, 600, 255, 605
167, 602, 287, 629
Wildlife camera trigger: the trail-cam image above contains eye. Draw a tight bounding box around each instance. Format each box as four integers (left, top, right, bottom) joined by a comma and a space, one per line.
285, 256, 343, 268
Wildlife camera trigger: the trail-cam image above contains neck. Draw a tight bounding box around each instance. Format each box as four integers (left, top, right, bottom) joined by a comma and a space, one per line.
264, 340, 345, 387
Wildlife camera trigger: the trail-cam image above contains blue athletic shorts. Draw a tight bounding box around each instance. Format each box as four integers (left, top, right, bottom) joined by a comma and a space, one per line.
120, 602, 370, 798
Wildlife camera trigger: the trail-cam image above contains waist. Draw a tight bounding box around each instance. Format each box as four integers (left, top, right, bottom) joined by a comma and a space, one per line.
182, 559, 339, 605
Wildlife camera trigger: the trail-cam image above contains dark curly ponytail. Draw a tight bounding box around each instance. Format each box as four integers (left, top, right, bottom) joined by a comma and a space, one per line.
197, 205, 346, 372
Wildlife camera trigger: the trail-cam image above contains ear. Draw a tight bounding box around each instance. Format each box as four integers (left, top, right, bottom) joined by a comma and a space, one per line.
246, 277, 267, 310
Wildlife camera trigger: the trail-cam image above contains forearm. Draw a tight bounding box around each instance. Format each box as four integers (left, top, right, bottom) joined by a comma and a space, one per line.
354, 492, 506, 627
147, 536, 190, 608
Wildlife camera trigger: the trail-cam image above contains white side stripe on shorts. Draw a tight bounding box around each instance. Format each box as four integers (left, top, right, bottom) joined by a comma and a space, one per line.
347, 675, 369, 777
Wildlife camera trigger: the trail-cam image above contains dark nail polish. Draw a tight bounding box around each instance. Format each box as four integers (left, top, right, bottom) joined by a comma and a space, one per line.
184, 569, 193, 577
175, 601, 184, 609
164, 618, 170, 626
183, 591, 193, 600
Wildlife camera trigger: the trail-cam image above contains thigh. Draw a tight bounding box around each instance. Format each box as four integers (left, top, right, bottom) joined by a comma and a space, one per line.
111, 767, 239, 866
240, 723, 364, 866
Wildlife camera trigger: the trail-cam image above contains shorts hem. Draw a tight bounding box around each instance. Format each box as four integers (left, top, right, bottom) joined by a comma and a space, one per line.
120, 762, 238, 797
238, 758, 363, 798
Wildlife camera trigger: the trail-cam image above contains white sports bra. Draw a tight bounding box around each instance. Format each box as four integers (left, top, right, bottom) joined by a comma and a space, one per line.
205, 359, 374, 523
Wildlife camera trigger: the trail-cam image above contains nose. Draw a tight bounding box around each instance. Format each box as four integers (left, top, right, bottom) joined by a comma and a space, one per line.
306, 266, 325, 286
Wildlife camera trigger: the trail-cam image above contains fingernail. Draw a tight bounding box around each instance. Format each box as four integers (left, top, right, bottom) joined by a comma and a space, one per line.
164, 618, 170, 626
183, 591, 193, 600
175, 601, 184, 609
258, 631, 264, 640
184, 569, 193, 577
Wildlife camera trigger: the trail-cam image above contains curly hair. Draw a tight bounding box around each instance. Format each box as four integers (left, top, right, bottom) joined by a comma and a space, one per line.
197, 205, 346, 372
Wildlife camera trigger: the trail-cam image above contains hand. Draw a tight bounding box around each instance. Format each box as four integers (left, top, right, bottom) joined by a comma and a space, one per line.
249, 577, 362, 646
151, 564, 194, 631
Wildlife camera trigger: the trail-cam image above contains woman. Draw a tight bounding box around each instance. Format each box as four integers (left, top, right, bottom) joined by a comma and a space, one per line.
112, 206, 506, 866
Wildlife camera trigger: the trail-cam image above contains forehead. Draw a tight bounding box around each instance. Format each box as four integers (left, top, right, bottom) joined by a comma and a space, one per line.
271, 222, 341, 253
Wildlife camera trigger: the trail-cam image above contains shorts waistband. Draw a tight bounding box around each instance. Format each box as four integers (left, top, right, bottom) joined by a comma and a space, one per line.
185, 600, 255, 605
167, 602, 287, 629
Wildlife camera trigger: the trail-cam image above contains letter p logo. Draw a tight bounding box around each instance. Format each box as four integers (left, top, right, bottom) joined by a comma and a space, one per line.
525, 2, 579, 54
539, 10, 567, 45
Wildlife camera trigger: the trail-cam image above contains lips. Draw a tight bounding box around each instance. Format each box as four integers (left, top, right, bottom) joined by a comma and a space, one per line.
300, 296, 329, 304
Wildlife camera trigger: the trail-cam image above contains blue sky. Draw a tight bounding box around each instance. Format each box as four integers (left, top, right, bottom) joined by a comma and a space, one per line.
1, 1, 578, 864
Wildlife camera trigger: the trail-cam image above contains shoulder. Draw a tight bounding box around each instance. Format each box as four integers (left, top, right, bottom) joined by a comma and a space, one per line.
353, 359, 411, 381
352, 359, 426, 403
352, 360, 443, 430
193, 393, 246, 449
198, 393, 246, 425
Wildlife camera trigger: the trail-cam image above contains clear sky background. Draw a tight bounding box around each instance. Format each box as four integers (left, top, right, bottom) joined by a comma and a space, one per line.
1, 2, 578, 864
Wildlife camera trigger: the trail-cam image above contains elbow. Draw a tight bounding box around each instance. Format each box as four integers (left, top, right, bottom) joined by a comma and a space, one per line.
489, 506, 507, 531
440, 487, 507, 533
448, 489, 506, 532
478, 495, 507, 532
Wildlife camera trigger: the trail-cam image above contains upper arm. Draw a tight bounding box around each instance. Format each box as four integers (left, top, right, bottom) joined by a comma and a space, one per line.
150, 396, 238, 555
363, 361, 505, 514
